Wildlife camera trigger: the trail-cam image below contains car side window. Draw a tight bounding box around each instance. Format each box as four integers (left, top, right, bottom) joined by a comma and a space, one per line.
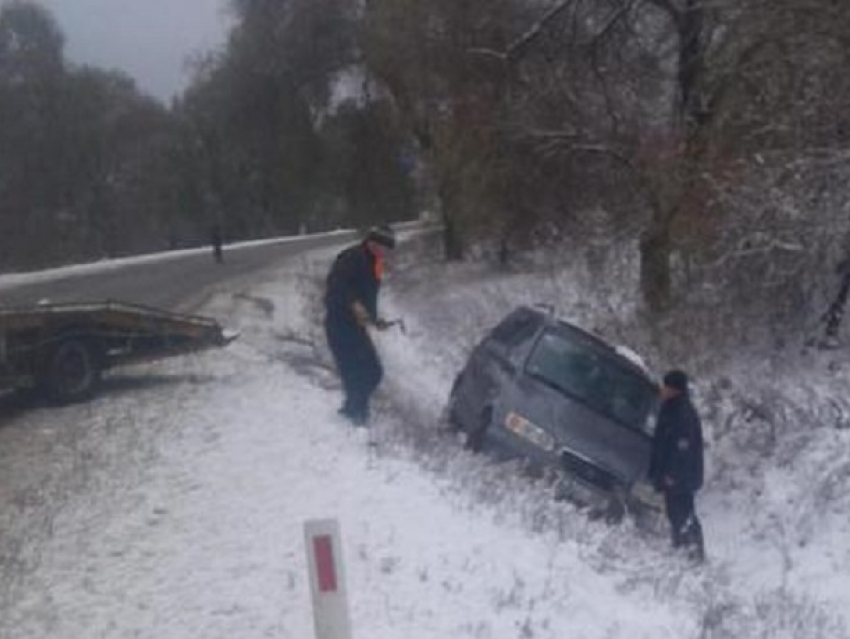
524, 327, 657, 433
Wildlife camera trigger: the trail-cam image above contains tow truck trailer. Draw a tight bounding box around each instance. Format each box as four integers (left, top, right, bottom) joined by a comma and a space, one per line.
0, 301, 238, 404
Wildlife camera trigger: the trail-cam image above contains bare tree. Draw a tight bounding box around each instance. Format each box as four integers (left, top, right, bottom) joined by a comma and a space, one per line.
362, 0, 850, 320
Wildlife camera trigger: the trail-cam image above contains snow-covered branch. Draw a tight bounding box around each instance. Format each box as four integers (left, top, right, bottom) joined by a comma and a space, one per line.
468, 0, 633, 63
467, 0, 575, 62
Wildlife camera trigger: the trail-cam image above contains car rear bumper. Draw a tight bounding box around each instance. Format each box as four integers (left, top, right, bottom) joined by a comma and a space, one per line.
489, 424, 626, 494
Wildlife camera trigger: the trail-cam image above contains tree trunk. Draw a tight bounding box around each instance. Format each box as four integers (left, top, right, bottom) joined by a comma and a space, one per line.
442, 210, 464, 261
438, 179, 464, 261
639, 208, 674, 314
637, 0, 705, 315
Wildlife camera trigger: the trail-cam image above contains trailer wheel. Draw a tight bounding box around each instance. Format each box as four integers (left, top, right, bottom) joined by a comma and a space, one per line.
43, 338, 102, 404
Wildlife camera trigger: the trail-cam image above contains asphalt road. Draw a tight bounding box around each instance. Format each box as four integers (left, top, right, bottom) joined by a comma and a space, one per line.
0, 231, 358, 311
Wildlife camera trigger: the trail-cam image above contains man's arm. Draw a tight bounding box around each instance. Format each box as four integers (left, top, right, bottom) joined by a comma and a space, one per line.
348, 249, 384, 327
351, 301, 392, 330
665, 414, 702, 492
648, 410, 671, 488
351, 300, 371, 326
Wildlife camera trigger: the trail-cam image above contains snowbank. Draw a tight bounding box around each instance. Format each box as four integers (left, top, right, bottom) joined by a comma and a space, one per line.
2, 231, 850, 638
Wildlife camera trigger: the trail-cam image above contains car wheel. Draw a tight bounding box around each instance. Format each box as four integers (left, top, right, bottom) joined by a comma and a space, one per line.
465, 406, 492, 453
42, 338, 102, 404
603, 496, 626, 525
444, 374, 464, 432
592, 489, 627, 525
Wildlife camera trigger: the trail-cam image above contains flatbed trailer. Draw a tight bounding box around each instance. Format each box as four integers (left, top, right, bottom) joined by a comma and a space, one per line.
0, 301, 238, 403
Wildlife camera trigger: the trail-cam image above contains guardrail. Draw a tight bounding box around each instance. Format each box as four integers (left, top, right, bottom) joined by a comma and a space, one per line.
0, 220, 433, 292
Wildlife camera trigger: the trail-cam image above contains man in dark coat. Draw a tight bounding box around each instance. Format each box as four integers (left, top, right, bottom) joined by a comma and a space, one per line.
324, 225, 396, 425
649, 369, 706, 562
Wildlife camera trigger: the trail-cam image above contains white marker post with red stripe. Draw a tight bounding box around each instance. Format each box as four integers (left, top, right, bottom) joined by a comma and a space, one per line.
304, 519, 353, 639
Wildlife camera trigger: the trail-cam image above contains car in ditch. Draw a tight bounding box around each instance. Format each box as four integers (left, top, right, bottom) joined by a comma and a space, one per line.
445, 305, 661, 518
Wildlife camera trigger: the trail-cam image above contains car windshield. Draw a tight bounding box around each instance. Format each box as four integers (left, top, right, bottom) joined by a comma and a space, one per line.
525, 328, 656, 434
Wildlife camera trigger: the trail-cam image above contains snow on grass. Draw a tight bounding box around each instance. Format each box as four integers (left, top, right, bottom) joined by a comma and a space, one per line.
0, 342, 696, 638
2, 232, 850, 638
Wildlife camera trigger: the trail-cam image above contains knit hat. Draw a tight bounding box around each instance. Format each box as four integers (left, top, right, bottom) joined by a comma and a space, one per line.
662, 369, 689, 393
366, 225, 396, 249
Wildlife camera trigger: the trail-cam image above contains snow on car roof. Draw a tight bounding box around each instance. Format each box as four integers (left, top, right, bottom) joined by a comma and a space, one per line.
613, 344, 652, 377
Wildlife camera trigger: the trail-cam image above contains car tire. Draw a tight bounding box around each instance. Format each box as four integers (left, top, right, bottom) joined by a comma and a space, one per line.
595, 489, 627, 525
603, 496, 626, 525
465, 406, 492, 453
42, 338, 102, 404
445, 374, 464, 432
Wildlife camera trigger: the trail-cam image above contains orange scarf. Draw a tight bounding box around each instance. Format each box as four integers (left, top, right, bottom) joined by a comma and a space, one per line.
368, 244, 385, 281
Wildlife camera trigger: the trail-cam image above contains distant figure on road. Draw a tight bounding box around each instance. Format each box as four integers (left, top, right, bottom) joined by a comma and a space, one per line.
324, 225, 396, 426
649, 369, 706, 563
211, 225, 224, 264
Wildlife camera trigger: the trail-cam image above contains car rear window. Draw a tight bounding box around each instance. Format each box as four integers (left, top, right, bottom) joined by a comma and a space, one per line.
525, 328, 656, 434
488, 309, 540, 348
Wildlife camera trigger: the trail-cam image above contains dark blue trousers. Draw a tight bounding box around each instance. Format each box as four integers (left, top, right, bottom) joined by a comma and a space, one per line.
664, 491, 705, 560
325, 315, 383, 420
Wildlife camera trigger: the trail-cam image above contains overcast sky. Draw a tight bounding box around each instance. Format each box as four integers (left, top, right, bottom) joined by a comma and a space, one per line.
34, 0, 232, 102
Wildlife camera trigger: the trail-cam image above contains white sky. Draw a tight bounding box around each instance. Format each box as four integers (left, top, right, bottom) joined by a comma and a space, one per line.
32, 0, 233, 102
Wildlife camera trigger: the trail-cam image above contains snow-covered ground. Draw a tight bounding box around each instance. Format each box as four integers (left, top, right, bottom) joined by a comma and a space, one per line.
2, 233, 850, 638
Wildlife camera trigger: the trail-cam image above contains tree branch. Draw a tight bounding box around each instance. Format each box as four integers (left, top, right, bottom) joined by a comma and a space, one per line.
517, 128, 635, 168
467, 0, 575, 63
588, 1, 637, 134
641, 0, 681, 27
591, 0, 635, 45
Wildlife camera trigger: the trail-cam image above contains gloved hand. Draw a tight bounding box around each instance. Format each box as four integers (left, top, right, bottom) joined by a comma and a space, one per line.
352, 301, 370, 327
373, 318, 392, 331
649, 475, 663, 493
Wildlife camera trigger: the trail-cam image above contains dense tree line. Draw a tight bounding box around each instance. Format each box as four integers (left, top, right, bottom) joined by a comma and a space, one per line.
367, 0, 850, 310
0, 2, 176, 267
2, 0, 849, 344
359, 0, 850, 343
0, 0, 415, 271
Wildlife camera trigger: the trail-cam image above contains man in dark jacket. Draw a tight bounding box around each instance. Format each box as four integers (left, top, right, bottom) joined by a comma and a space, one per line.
649, 369, 706, 562
324, 225, 396, 425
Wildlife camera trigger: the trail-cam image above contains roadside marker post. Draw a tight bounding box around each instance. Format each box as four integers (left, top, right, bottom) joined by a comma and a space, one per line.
304, 519, 353, 639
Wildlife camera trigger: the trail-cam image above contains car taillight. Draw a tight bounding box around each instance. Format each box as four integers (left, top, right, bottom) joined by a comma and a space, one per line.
505, 412, 556, 451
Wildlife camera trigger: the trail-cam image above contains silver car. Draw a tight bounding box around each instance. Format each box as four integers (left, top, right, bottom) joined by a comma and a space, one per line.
446, 306, 660, 516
